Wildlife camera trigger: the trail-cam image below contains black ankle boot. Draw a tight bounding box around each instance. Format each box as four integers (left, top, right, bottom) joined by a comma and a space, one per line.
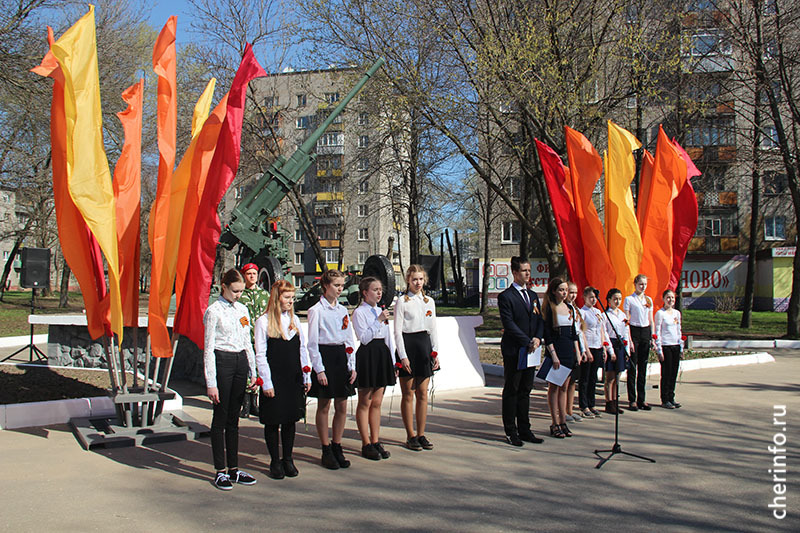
269, 459, 285, 479
331, 442, 350, 468
282, 457, 299, 477
321, 445, 339, 470
239, 393, 251, 418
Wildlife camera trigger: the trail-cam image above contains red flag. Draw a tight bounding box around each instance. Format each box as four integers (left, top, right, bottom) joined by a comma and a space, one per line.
32, 27, 110, 339
114, 80, 143, 328
173, 45, 267, 349
669, 140, 700, 291
565, 127, 615, 302
535, 139, 588, 297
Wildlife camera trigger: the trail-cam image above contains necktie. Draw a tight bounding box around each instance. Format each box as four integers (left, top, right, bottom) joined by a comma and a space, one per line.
521, 289, 530, 310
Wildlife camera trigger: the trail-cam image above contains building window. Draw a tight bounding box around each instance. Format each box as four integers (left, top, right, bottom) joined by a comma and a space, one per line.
2, 193, 10, 203
765, 216, 785, 240
294, 275, 303, 288
324, 249, 339, 263
359, 180, 369, 194
263, 95, 277, 107
358, 251, 368, 264
358, 112, 369, 126
318, 132, 344, 147
764, 171, 787, 195
324, 92, 340, 104
3, 251, 9, 260
298, 182, 307, 194
294, 229, 303, 241
686, 117, 735, 147
294, 252, 304, 265
297, 94, 307, 107
760, 126, 779, 149
357, 158, 370, 171
358, 135, 370, 148
358, 204, 368, 217
296, 115, 310, 129
501, 221, 520, 243
233, 186, 243, 199
689, 31, 732, 57
505, 176, 521, 200
358, 228, 369, 241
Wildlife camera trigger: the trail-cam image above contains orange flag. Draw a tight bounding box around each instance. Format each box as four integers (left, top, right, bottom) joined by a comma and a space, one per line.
605, 121, 643, 291
174, 93, 229, 305
636, 149, 654, 233
114, 80, 143, 328
565, 126, 615, 298
639, 126, 687, 307
49, 7, 123, 340
32, 27, 111, 339
148, 16, 178, 358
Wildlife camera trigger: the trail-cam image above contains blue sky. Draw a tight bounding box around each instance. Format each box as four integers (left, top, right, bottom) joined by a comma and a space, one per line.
146, 1, 196, 45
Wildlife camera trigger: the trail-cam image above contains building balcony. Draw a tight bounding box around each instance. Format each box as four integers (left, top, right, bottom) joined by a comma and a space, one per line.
316, 192, 344, 201
315, 216, 342, 225
316, 145, 344, 156
319, 240, 340, 248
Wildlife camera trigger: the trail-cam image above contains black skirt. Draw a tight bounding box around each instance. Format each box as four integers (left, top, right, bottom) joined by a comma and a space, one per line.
605, 338, 628, 373
356, 339, 396, 389
309, 344, 355, 399
552, 326, 578, 369
259, 335, 305, 425
398, 331, 434, 379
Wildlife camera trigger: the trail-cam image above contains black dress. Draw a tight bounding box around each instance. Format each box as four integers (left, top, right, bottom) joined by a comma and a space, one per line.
543, 306, 579, 369
259, 335, 305, 425
356, 338, 396, 388
309, 344, 356, 399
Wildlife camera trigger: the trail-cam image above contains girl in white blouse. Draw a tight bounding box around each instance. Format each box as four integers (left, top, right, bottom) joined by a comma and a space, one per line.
654, 289, 683, 409
254, 280, 311, 480
307, 269, 357, 470
623, 274, 655, 411
203, 268, 258, 490
578, 286, 613, 418
352, 277, 398, 461
394, 264, 439, 451
603, 288, 630, 415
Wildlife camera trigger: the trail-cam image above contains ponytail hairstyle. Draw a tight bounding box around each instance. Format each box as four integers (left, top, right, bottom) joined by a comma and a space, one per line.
404, 264, 428, 299
320, 269, 346, 290
221, 268, 244, 288
266, 280, 297, 339
606, 288, 622, 308
358, 276, 382, 305
566, 281, 586, 332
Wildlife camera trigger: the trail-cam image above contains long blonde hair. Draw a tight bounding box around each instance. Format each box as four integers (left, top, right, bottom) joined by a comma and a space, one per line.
567, 281, 587, 333
266, 280, 298, 339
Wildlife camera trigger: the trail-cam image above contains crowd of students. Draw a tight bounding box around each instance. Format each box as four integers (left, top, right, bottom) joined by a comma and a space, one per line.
202, 259, 683, 490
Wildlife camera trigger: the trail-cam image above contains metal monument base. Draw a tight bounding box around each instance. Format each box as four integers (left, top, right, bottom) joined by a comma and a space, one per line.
70, 410, 210, 450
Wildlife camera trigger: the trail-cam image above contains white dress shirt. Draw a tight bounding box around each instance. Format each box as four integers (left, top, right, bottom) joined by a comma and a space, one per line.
654, 308, 682, 352
512, 282, 530, 308
393, 290, 439, 361
604, 307, 630, 343
253, 311, 311, 390
624, 292, 652, 327
580, 305, 613, 355
307, 297, 356, 372
351, 302, 397, 362
202, 296, 257, 388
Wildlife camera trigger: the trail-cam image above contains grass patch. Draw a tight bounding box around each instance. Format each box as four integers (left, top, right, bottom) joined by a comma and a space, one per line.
0, 290, 85, 337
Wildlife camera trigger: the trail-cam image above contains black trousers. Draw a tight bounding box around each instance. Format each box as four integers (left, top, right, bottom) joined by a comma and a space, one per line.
660, 345, 681, 404
627, 325, 651, 404
210, 350, 249, 471
579, 348, 603, 409
502, 354, 535, 433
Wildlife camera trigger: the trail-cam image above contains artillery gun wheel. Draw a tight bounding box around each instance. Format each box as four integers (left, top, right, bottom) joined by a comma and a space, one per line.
362, 254, 395, 308
258, 256, 283, 291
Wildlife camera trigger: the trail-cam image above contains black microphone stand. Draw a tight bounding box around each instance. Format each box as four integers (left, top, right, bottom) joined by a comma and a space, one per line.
593, 291, 654, 469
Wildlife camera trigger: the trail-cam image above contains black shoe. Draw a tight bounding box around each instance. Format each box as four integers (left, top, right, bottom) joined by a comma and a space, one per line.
417, 435, 434, 450
405, 436, 423, 451
661, 401, 675, 409
361, 443, 382, 460
321, 445, 340, 470
230, 469, 257, 485
239, 394, 251, 418
269, 460, 285, 479
249, 397, 260, 417
519, 429, 544, 444
628, 402, 639, 411
214, 471, 233, 490
560, 423, 572, 437
505, 432, 523, 447
549, 424, 565, 438
673, 402, 682, 408
374, 442, 390, 459
638, 402, 652, 411
331, 442, 350, 468
282, 458, 299, 477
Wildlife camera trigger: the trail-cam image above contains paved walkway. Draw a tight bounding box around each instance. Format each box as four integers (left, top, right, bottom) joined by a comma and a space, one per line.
1, 351, 798, 531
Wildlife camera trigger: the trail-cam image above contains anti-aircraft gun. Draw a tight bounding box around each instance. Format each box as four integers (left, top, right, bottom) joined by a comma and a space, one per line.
219, 58, 396, 307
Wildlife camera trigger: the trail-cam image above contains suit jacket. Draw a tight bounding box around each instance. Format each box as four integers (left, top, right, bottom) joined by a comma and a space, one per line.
498, 285, 544, 361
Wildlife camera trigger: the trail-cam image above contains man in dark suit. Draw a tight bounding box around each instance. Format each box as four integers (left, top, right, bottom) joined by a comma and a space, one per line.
498, 256, 544, 446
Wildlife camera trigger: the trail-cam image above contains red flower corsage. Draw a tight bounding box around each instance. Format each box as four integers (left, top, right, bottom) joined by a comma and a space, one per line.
652, 334, 658, 340
623, 340, 628, 346
395, 362, 403, 369
345, 346, 354, 354
302, 366, 311, 373
430, 351, 438, 359
240, 316, 249, 327
254, 377, 264, 387
426, 310, 432, 317
681, 335, 687, 341
603, 341, 610, 347
342, 315, 349, 329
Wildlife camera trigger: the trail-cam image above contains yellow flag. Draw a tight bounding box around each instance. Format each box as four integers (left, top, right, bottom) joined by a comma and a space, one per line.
51, 6, 122, 341
191, 78, 216, 138
605, 120, 643, 291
